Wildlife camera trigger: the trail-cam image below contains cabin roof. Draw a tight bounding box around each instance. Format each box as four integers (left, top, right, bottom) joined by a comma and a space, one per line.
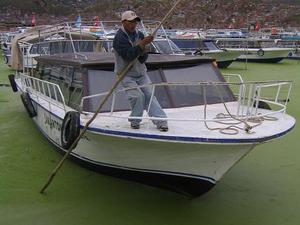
35, 52, 214, 69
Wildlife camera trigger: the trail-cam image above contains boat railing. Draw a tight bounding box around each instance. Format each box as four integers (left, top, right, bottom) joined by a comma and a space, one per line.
30, 20, 163, 39
19, 73, 67, 114
80, 80, 292, 124
14, 21, 178, 72
18, 41, 39, 76
17, 38, 108, 74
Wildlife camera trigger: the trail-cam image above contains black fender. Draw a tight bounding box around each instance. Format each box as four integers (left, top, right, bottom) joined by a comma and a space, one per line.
20, 92, 37, 117
253, 100, 271, 110
8, 74, 18, 92
257, 48, 264, 57
3, 55, 9, 64
61, 111, 80, 150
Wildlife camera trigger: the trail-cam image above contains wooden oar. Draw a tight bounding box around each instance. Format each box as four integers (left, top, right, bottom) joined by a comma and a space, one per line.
40, 0, 183, 194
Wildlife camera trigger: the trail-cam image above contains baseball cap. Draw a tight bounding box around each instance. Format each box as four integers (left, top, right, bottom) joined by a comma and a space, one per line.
121, 11, 141, 22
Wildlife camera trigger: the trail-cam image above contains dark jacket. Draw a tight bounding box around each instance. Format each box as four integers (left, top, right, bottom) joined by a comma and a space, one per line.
113, 28, 148, 64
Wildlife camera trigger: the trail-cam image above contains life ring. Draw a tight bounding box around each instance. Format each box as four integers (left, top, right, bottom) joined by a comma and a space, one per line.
8, 74, 18, 92
61, 111, 80, 150
20, 92, 37, 118
257, 49, 264, 57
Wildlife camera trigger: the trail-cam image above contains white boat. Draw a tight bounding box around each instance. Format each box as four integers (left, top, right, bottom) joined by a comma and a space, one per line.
275, 40, 300, 60
11, 52, 295, 197
216, 38, 293, 63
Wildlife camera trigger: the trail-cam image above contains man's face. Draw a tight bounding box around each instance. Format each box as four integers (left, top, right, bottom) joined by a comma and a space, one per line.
122, 20, 138, 33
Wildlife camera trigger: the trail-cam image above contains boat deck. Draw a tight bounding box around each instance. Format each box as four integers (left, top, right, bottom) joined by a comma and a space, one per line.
81, 102, 295, 143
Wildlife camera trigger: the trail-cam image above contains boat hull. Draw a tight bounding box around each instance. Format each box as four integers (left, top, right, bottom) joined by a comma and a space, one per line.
30, 99, 255, 197
204, 50, 241, 68
236, 57, 285, 63
231, 48, 291, 63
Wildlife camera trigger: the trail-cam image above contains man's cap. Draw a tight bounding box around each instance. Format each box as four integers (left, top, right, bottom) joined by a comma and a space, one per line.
121, 11, 141, 22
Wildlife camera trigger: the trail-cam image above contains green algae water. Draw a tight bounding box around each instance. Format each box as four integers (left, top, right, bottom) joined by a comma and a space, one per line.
0, 58, 299, 225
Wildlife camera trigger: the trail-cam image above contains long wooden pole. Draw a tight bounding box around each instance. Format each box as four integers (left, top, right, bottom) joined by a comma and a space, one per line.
40, 0, 183, 194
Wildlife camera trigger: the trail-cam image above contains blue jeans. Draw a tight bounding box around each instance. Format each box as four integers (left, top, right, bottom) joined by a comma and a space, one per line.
121, 74, 167, 126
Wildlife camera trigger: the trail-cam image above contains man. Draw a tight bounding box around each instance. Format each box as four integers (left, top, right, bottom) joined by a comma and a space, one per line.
113, 10, 168, 132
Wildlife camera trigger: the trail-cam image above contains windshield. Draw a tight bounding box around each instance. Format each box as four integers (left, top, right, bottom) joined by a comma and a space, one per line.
204, 41, 219, 50
30, 40, 105, 54
171, 39, 219, 51
153, 39, 183, 54
84, 63, 235, 112
172, 39, 202, 51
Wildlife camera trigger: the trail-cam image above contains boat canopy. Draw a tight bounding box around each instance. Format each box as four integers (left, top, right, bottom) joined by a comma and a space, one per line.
11, 25, 98, 70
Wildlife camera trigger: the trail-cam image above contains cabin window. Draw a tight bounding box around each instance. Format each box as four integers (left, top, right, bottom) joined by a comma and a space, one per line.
45, 40, 104, 54
30, 42, 50, 54
67, 69, 84, 110
172, 39, 201, 51
48, 42, 64, 54
101, 40, 115, 52
84, 70, 130, 112
204, 41, 219, 50
35, 63, 83, 109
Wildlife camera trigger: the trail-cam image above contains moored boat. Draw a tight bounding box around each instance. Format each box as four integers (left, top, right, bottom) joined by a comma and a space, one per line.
216, 38, 293, 63
12, 52, 295, 197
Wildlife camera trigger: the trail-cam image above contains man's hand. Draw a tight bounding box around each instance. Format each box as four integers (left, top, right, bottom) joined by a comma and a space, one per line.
138, 35, 154, 49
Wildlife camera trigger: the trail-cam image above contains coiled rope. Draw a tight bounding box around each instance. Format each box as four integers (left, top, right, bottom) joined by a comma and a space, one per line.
202, 84, 278, 135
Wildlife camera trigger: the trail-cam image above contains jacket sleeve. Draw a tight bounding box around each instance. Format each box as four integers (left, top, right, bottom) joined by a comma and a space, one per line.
137, 31, 149, 64
113, 31, 143, 62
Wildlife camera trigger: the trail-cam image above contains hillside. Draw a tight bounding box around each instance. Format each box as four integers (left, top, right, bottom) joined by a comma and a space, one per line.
0, 0, 299, 29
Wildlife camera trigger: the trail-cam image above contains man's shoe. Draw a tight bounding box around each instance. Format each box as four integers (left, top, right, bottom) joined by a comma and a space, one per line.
157, 124, 168, 132
131, 123, 140, 129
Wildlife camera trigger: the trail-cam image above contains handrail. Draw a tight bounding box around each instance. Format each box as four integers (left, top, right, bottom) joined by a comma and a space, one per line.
20, 74, 67, 113
80, 80, 292, 124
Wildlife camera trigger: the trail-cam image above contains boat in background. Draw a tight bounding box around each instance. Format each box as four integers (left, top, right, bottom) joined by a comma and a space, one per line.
215, 38, 293, 63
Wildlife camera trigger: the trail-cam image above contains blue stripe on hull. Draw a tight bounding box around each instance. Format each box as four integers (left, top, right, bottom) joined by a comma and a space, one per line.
86, 125, 295, 144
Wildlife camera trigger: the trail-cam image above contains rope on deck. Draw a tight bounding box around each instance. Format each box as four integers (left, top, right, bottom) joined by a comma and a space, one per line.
203, 84, 278, 135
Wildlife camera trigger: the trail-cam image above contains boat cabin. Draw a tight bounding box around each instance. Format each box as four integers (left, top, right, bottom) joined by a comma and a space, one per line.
33, 53, 235, 113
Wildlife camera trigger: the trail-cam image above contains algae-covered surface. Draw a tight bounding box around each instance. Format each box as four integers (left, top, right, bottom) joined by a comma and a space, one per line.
0, 58, 299, 225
